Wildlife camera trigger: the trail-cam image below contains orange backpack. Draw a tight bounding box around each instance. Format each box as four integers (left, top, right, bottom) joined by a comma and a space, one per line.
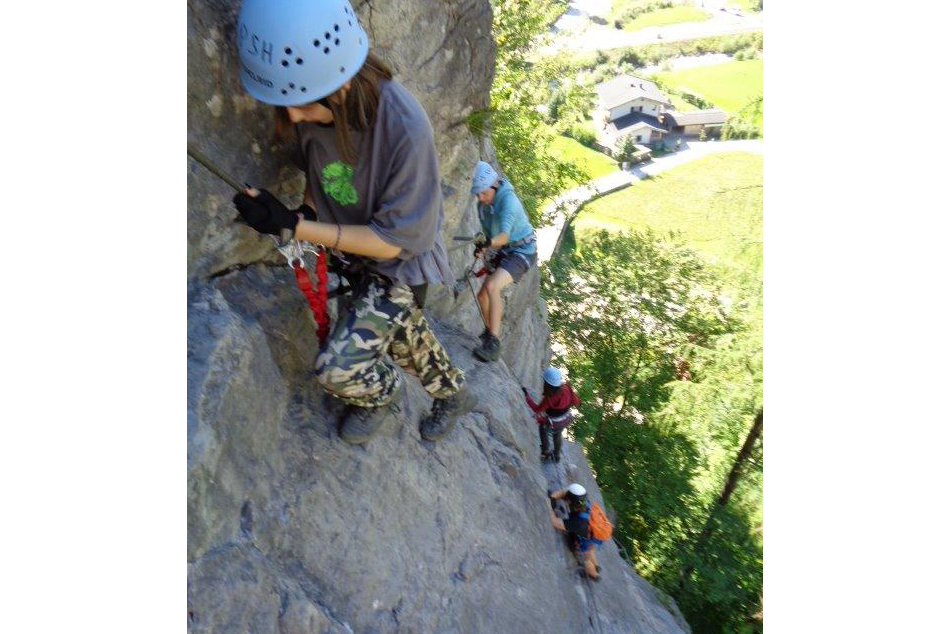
588, 502, 614, 542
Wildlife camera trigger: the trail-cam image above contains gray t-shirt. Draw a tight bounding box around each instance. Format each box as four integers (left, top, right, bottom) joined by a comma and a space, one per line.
295, 79, 453, 286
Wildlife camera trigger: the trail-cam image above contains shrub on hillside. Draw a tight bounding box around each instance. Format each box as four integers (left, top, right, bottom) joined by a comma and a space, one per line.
566, 122, 599, 149
722, 94, 763, 139
680, 90, 715, 110
721, 116, 759, 140
610, 0, 675, 28
619, 49, 643, 66
733, 46, 759, 61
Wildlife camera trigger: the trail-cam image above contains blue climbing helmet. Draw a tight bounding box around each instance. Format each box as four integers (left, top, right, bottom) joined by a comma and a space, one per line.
237, 0, 370, 106
471, 161, 499, 194
543, 366, 563, 387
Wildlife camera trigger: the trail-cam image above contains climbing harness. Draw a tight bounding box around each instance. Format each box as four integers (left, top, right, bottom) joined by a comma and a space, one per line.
504, 232, 537, 250
187, 144, 331, 345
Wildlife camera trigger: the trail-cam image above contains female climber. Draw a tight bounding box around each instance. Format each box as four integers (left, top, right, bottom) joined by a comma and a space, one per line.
523, 366, 580, 462
230, 0, 473, 444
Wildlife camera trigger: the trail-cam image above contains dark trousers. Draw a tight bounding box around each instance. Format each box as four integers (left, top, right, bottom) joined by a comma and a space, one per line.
538, 422, 563, 457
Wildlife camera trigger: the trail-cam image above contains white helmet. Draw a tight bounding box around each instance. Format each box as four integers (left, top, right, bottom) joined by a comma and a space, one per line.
237, 0, 370, 106
543, 366, 563, 387
567, 483, 586, 497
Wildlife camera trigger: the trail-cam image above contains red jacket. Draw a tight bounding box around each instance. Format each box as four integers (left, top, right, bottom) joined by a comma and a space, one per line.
525, 383, 580, 427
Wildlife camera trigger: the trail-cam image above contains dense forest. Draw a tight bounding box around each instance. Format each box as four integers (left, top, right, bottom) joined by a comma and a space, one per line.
545, 227, 763, 633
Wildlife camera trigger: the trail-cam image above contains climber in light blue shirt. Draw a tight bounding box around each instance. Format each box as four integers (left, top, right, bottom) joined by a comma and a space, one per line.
469, 160, 538, 362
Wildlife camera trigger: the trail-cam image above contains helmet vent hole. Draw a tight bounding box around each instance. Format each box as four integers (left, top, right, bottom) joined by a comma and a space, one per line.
284, 47, 292, 55
301, 87, 307, 93
340, 66, 345, 73
348, 20, 352, 26
296, 57, 303, 65
334, 24, 340, 31
281, 60, 289, 67
313, 39, 319, 47
289, 82, 295, 88
281, 89, 287, 95
323, 46, 330, 54
325, 32, 331, 40
334, 38, 340, 46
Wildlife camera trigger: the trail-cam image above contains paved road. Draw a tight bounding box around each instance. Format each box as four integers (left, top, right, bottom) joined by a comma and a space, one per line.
545, 1, 762, 53
536, 139, 763, 262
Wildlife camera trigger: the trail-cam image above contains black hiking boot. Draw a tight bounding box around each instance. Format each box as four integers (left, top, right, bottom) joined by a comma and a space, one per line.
420, 384, 476, 441
339, 381, 405, 445
473, 333, 501, 362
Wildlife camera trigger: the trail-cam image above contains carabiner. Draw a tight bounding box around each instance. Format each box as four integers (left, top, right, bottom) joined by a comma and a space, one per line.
272, 236, 304, 267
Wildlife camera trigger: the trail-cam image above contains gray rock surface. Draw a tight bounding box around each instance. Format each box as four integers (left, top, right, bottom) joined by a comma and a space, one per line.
187, 1, 690, 632
188, 268, 689, 634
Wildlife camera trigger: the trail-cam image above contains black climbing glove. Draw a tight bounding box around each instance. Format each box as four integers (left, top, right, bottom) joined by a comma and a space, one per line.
296, 203, 318, 222
473, 232, 490, 255
233, 189, 299, 236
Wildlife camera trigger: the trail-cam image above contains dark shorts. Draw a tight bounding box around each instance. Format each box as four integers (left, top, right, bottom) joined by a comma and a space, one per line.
493, 249, 538, 283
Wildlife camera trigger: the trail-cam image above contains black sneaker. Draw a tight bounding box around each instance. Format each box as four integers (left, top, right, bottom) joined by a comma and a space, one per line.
339, 380, 405, 445
479, 327, 492, 344
420, 384, 476, 441
473, 333, 501, 362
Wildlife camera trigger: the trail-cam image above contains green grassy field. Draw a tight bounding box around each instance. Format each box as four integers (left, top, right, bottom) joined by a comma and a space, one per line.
550, 134, 618, 181
654, 58, 763, 114
540, 134, 619, 214
625, 6, 711, 31
573, 152, 762, 276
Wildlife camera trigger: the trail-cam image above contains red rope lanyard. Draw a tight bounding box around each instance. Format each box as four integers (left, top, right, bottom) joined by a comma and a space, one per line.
290, 248, 330, 345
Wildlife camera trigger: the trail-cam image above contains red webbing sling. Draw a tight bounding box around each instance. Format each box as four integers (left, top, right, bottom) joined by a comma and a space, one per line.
290, 247, 330, 345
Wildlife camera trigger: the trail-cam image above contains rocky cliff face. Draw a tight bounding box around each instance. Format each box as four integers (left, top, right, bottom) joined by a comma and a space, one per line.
187, 1, 691, 633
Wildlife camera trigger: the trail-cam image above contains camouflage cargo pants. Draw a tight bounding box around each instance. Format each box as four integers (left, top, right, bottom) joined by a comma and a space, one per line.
314, 275, 466, 408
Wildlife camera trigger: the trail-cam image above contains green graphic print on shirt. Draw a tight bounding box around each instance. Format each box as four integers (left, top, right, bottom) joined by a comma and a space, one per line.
321, 161, 359, 206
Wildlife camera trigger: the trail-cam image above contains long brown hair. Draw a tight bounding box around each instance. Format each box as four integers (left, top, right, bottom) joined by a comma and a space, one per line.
274, 51, 393, 165
543, 381, 562, 398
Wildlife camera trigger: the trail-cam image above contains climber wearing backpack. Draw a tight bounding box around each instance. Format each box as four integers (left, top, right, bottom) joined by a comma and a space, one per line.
548, 483, 614, 581
469, 161, 538, 362
230, 0, 473, 444
522, 366, 580, 462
